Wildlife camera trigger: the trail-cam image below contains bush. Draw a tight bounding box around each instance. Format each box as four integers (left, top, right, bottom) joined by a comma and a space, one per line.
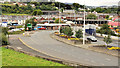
0, 33, 8, 45
96, 24, 116, 36
75, 29, 83, 38
60, 27, 64, 33
64, 27, 73, 37
2, 27, 8, 35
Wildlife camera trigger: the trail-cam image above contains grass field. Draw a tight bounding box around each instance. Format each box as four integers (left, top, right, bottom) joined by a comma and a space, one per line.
2, 47, 66, 66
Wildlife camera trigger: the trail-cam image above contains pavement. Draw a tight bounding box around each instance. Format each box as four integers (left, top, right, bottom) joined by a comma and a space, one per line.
19, 30, 119, 66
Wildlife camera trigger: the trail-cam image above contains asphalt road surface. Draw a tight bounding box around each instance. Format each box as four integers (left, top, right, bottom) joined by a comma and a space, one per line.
20, 30, 119, 66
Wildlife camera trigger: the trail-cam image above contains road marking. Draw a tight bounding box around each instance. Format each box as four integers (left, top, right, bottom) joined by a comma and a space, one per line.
17, 47, 22, 50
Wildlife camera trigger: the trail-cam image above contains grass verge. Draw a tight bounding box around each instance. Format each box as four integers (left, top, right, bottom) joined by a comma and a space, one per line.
2, 47, 66, 66
8, 31, 24, 35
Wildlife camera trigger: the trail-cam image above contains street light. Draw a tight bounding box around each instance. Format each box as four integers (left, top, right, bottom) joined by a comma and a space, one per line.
83, 1, 86, 45
59, 2, 61, 33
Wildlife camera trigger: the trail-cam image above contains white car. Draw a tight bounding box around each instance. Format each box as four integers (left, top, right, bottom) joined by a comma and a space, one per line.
87, 36, 97, 42
11, 29, 21, 32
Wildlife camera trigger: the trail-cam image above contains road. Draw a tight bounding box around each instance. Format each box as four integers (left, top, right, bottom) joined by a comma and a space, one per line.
93, 36, 119, 47
20, 30, 119, 66
71, 26, 119, 47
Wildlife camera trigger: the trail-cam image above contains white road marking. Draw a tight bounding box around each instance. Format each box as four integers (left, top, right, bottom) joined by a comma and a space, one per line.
17, 47, 22, 50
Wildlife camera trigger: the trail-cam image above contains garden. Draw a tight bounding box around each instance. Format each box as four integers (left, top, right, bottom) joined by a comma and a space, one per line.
54, 26, 90, 44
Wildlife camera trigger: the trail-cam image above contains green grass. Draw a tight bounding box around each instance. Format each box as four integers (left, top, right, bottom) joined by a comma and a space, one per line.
2, 47, 66, 66
8, 31, 25, 35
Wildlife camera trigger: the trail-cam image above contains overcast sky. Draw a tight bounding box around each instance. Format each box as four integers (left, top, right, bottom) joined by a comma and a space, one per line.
55, 0, 119, 6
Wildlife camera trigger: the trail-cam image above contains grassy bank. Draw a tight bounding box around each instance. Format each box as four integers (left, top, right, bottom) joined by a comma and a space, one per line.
8, 31, 24, 35
2, 47, 65, 66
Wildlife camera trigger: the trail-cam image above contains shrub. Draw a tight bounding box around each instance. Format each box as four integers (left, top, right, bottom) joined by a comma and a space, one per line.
60, 27, 64, 33
0, 33, 8, 45
64, 27, 73, 37
75, 29, 83, 38
2, 27, 8, 35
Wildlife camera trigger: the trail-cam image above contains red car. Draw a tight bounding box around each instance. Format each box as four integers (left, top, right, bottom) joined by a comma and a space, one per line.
38, 27, 46, 30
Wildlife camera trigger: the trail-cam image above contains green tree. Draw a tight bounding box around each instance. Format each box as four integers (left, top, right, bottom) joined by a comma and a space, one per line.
25, 17, 37, 30
75, 29, 83, 38
0, 33, 8, 45
103, 35, 112, 47
32, 9, 43, 16
2, 27, 8, 35
60, 27, 64, 33
54, 18, 62, 23
64, 27, 73, 37
72, 3, 80, 9
60, 8, 64, 13
87, 13, 97, 19
105, 15, 109, 20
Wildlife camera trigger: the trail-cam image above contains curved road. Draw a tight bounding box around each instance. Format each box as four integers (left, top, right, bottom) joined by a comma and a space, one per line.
20, 31, 118, 66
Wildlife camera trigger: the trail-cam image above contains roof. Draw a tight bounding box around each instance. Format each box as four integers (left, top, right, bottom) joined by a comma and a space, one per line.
37, 23, 70, 26
108, 22, 120, 26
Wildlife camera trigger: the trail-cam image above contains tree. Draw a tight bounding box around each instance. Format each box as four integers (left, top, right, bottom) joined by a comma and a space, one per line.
25, 17, 37, 30
32, 9, 43, 16
72, 3, 80, 9
97, 24, 115, 35
60, 8, 64, 13
75, 29, 83, 38
60, 27, 64, 33
103, 35, 112, 47
2, 27, 8, 35
54, 18, 63, 23
64, 27, 73, 37
105, 15, 109, 20
87, 13, 97, 19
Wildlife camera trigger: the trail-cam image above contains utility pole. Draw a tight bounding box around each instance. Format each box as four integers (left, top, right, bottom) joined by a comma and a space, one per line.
59, 2, 60, 33
83, 1, 85, 45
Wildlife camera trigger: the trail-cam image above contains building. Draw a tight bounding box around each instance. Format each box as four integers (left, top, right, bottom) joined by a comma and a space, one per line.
37, 23, 70, 30
108, 18, 120, 27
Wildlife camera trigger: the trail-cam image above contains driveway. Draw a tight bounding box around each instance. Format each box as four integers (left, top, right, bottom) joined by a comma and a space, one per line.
20, 30, 119, 66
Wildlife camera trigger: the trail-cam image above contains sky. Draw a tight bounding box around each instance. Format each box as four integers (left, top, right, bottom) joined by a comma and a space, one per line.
55, 0, 120, 6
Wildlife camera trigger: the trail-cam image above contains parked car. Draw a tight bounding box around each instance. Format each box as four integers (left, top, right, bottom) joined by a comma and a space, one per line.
38, 27, 46, 30
9, 28, 21, 32
19, 28, 25, 31
87, 36, 97, 42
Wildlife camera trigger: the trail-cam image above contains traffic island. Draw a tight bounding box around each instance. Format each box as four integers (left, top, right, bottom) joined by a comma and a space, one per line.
50, 33, 120, 57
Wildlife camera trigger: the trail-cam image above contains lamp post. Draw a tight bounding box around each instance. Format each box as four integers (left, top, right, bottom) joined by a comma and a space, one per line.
83, 1, 85, 45
59, 2, 61, 33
